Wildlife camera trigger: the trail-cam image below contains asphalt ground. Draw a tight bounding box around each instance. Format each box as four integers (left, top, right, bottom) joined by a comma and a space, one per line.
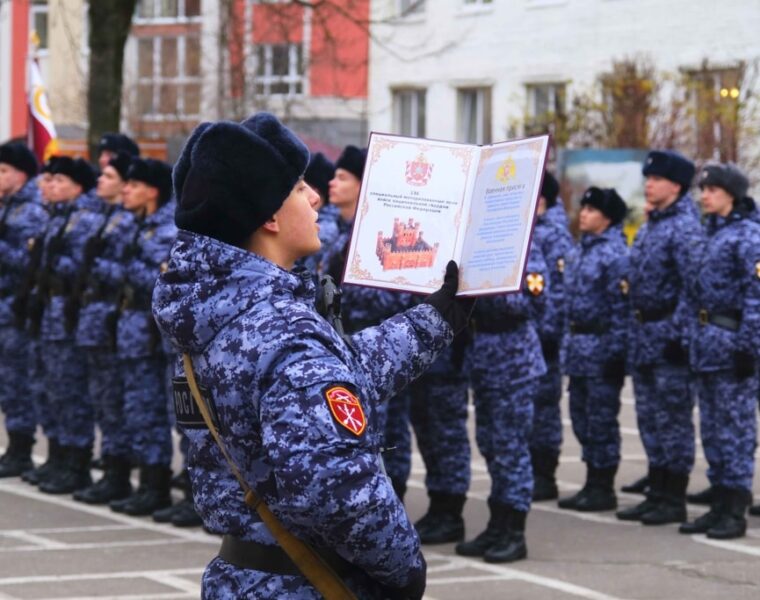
1, 379, 759, 600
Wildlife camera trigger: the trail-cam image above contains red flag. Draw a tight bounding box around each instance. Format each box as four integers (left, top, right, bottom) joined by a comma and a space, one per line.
27, 59, 58, 163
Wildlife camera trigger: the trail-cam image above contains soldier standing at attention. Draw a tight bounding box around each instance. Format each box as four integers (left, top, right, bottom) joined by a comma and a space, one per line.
107, 158, 176, 517
0, 143, 47, 477
530, 171, 574, 501
152, 113, 472, 599
557, 188, 629, 511
96, 133, 139, 171
617, 150, 705, 525
71, 153, 137, 504
678, 163, 760, 539
456, 245, 549, 563
34, 157, 99, 494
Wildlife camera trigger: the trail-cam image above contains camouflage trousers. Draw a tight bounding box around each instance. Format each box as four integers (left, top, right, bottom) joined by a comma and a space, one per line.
28, 339, 54, 439
0, 325, 36, 435
376, 390, 412, 488
121, 355, 172, 466
568, 375, 622, 469
697, 370, 758, 493
632, 364, 695, 475
409, 371, 471, 495
41, 340, 93, 449
529, 361, 563, 457
472, 377, 535, 512
86, 349, 130, 459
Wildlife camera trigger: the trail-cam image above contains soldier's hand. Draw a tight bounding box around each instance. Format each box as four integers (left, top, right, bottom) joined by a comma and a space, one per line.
733, 350, 756, 380
424, 261, 475, 335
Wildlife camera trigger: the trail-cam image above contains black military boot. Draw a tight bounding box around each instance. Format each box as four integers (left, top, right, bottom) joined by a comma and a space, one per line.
687, 485, 714, 506
73, 456, 132, 504
531, 449, 559, 501
575, 466, 617, 512
621, 474, 649, 495
616, 467, 665, 521
706, 487, 749, 540
455, 499, 508, 557
483, 508, 527, 563
558, 463, 601, 510
749, 503, 760, 517
640, 470, 688, 525
679, 486, 724, 534
170, 498, 203, 528
414, 492, 466, 544
22, 438, 62, 485
0, 431, 35, 478
121, 465, 173, 516
39, 446, 92, 494
171, 468, 190, 491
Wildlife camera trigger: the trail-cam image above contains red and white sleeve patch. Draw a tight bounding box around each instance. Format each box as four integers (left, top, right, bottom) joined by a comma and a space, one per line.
324, 385, 367, 436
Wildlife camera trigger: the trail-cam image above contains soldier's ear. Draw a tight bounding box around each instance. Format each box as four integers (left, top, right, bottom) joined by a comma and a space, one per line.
260, 216, 280, 233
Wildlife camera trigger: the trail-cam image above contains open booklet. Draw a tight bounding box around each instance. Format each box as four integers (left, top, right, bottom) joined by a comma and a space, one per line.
342, 132, 550, 296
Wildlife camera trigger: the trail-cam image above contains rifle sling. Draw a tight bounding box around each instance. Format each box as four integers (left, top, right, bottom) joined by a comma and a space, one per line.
181, 354, 358, 600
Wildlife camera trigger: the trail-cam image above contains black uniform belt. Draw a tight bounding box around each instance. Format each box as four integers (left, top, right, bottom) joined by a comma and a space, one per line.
568, 321, 609, 335
698, 309, 741, 332
122, 296, 152, 311
472, 317, 526, 334
633, 306, 674, 323
0, 289, 14, 299
218, 535, 355, 578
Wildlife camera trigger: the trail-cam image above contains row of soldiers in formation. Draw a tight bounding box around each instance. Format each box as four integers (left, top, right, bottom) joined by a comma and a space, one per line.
0, 133, 759, 565
0, 135, 201, 527
301, 145, 760, 564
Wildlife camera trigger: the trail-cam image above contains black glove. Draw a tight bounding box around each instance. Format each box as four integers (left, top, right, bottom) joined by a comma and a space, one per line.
541, 339, 559, 362
423, 261, 475, 335
381, 558, 426, 600
663, 340, 688, 365
734, 350, 756, 380
602, 359, 626, 384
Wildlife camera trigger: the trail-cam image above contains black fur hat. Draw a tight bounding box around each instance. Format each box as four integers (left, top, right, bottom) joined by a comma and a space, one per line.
173, 112, 310, 247
698, 162, 749, 202
126, 158, 173, 205
51, 156, 97, 192
580, 186, 627, 225
335, 145, 367, 181
107, 151, 133, 181
304, 152, 335, 201
98, 133, 140, 157
541, 171, 559, 207
0, 142, 39, 180
642, 150, 695, 189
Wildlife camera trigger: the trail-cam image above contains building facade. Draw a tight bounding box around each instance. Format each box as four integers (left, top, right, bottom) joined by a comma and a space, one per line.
368, 0, 760, 171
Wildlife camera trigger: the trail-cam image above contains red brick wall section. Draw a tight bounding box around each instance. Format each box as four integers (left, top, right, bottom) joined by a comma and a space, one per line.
11, 0, 30, 138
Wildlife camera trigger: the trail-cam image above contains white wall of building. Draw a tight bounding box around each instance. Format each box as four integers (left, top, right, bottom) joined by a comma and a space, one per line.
369, 0, 760, 143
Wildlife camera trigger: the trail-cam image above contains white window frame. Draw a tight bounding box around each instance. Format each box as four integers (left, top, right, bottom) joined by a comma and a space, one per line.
136, 34, 202, 121
393, 89, 426, 137
29, 0, 49, 56
253, 43, 306, 97
526, 82, 566, 120
457, 87, 491, 144
134, 0, 202, 24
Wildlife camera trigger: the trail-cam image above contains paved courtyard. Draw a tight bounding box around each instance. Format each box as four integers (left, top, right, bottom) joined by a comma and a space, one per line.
1, 381, 759, 599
